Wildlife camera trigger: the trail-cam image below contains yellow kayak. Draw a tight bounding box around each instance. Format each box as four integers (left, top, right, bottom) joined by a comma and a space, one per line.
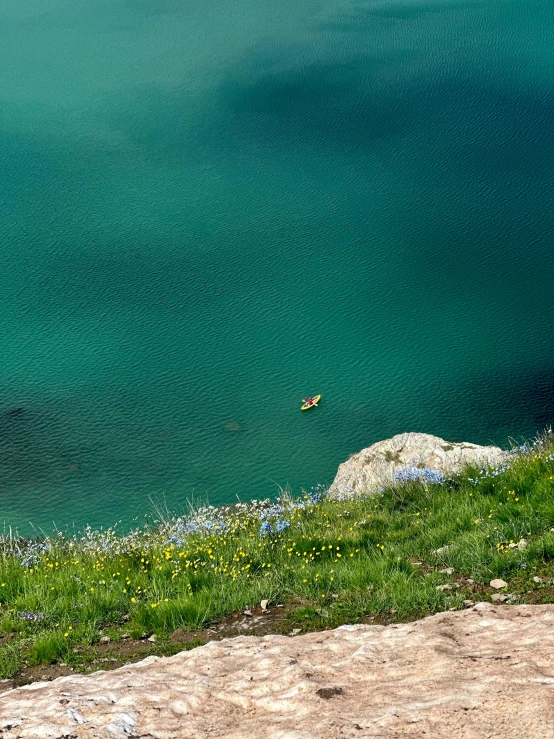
301, 394, 321, 411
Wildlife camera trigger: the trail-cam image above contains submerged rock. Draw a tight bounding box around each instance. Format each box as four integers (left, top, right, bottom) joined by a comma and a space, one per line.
1, 604, 553, 737
224, 422, 243, 432
330, 432, 506, 497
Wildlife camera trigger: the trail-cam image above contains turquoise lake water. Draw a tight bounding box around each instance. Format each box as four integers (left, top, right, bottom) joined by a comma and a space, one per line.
1, 0, 554, 534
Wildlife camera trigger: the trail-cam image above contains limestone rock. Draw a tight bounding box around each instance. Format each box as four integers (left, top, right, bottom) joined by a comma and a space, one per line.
490, 579, 508, 589
330, 432, 505, 497
2, 604, 554, 737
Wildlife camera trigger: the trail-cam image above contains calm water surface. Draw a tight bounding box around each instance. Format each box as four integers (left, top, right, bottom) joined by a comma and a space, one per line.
1, 0, 554, 534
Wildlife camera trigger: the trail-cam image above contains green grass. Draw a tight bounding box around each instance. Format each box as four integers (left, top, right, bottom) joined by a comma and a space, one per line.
1, 432, 554, 680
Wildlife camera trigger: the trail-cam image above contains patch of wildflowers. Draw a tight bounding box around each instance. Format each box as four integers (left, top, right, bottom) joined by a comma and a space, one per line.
18, 611, 45, 622
394, 467, 446, 485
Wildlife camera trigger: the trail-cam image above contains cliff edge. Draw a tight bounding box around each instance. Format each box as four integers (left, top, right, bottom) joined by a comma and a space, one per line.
1, 603, 553, 738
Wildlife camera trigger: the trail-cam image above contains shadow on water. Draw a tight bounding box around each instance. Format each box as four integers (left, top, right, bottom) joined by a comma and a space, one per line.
0, 405, 75, 487
355, 0, 486, 21
428, 365, 554, 446
219, 59, 554, 178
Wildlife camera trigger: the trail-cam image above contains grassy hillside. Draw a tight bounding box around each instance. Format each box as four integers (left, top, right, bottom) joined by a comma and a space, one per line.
2, 432, 554, 682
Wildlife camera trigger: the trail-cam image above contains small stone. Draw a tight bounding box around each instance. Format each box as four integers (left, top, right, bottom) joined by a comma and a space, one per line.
517, 539, 528, 550
67, 708, 87, 724
290, 629, 302, 636
147, 635, 156, 643
490, 579, 508, 590
106, 713, 136, 736
121, 633, 129, 639
260, 599, 269, 611
244, 610, 253, 617
463, 600, 474, 607
316, 686, 343, 700
491, 594, 509, 603
436, 584, 452, 592
466, 578, 474, 584
434, 545, 452, 555
120, 713, 136, 727
99, 636, 111, 644
1, 719, 22, 730
439, 567, 454, 575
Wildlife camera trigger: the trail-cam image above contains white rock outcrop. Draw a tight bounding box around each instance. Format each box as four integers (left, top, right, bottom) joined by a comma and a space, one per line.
1, 604, 554, 738
330, 431, 506, 497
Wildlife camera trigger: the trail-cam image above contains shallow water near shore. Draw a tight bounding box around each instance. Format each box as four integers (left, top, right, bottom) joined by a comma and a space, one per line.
1, 0, 554, 534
